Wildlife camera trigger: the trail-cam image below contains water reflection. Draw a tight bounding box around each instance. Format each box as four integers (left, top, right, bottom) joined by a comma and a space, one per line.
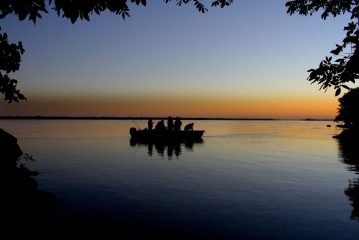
337, 139, 359, 220
130, 139, 204, 158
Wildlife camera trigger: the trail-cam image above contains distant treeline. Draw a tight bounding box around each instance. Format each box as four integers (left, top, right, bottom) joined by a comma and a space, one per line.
0, 116, 333, 121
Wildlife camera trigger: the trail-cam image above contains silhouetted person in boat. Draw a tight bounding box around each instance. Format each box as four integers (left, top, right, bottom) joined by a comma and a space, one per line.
184, 123, 194, 131
148, 119, 153, 131
174, 117, 182, 131
155, 120, 166, 130
167, 116, 173, 131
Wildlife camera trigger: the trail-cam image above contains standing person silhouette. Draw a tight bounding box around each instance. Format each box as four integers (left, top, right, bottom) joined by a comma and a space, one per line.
174, 117, 182, 131
148, 118, 153, 130
167, 116, 173, 130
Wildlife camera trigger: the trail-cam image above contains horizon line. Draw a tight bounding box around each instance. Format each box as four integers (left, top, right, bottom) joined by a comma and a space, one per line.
0, 116, 335, 121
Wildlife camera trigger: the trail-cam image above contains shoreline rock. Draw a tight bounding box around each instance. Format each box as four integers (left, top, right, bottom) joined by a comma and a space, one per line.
0, 128, 23, 165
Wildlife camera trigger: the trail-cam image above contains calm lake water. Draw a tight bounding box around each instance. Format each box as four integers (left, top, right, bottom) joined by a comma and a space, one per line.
2, 120, 359, 239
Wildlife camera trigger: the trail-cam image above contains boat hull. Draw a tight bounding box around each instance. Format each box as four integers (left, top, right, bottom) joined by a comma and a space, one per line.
130, 128, 204, 142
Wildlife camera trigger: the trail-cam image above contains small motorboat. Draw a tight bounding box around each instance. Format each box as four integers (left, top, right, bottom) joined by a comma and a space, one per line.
129, 127, 205, 142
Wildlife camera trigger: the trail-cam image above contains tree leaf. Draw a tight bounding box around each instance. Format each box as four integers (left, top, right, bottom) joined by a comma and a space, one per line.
335, 88, 341, 96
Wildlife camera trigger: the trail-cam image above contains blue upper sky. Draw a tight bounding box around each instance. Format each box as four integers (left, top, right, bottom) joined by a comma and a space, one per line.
0, 1, 351, 117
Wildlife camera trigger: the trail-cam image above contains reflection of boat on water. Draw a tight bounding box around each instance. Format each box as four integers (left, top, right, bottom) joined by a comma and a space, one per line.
129, 127, 205, 142
130, 137, 204, 158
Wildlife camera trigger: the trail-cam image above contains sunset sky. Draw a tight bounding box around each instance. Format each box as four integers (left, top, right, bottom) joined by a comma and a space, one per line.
0, 0, 350, 118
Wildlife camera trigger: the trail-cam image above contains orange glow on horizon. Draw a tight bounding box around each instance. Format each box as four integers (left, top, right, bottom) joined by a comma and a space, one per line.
0, 94, 338, 119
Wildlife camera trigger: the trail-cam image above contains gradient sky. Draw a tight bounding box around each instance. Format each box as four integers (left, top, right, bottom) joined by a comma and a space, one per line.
0, 0, 351, 118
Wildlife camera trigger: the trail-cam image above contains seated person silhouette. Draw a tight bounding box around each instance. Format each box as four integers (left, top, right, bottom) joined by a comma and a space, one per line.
184, 123, 194, 131
174, 117, 182, 131
155, 120, 166, 130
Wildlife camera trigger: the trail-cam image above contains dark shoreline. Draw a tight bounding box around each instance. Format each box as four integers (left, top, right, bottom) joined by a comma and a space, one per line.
0, 116, 334, 121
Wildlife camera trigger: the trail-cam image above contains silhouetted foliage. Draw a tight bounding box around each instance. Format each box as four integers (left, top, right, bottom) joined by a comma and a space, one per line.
0, 0, 233, 102
0, 0, 233, 23
334, 87, 359, 139
0, 28, 26, 103
286, 0, 359, 95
